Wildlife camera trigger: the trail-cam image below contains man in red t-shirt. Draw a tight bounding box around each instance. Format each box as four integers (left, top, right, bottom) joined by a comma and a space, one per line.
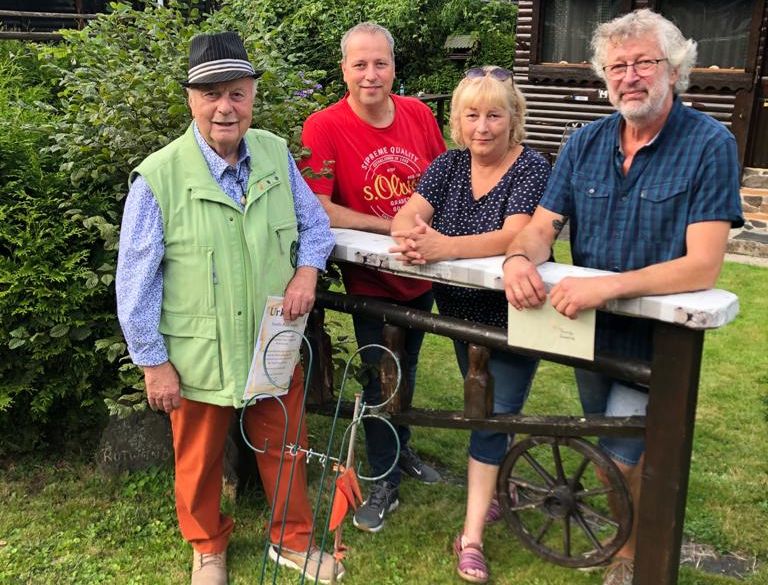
301, 21, 446, 534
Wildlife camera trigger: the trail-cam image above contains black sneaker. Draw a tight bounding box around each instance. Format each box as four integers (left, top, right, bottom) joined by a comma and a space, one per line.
352, 480, 399, 533
398, 445, 442, 484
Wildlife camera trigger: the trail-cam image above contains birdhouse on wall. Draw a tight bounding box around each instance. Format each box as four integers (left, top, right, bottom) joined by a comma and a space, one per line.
444, 34, 478, 62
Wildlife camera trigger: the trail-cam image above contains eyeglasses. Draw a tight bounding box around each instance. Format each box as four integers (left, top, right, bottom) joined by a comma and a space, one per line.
602, 58, 667, 80
465, 67, 513, 82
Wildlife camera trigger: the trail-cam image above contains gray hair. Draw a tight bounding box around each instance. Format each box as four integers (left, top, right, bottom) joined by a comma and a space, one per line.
340, 22, 395, 62
590, 9, 697, 92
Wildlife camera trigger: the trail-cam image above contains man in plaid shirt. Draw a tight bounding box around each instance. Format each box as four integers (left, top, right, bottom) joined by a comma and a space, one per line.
502, 9, 743, 585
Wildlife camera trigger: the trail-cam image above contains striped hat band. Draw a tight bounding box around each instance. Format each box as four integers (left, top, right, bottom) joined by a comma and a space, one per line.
182, 31, 261, 86
187, 59, 256, 84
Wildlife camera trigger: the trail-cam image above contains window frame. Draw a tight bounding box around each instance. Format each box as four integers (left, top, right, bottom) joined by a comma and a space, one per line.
527, 0, 763, 90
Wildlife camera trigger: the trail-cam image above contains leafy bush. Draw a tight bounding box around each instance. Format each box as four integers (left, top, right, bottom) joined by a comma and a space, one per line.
40, 1, 332, 198
222, 0, 517, 95
0, 1, 333, 455
0, 42, 114, 454
408, 0, 519, 93
0, 0, 516, 455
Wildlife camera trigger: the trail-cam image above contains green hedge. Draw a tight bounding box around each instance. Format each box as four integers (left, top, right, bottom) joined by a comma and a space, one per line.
0, 2, 333, 455
224, 0, 518, 94
0, 0, 517, 455
0, 42, 111, 453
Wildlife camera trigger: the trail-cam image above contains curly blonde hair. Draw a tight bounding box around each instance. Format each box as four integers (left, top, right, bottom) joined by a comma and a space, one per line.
449, 67, 527, 148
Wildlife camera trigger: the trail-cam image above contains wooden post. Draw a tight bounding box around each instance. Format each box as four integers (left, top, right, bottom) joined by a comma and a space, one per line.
436, 98, 447, 133
74, 0, 85, 29
303, 306, 334, 406
633, 322, 704, 585
380, 323, 410, 413
464, 344, 494, 419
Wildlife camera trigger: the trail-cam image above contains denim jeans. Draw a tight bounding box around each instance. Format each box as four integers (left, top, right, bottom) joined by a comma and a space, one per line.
575, 368, 647, 466
351, 291, 434, 486
453, 340, 539, 465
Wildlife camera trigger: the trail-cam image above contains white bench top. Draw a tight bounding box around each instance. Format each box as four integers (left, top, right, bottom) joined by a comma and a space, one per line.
329, 228, 739, 330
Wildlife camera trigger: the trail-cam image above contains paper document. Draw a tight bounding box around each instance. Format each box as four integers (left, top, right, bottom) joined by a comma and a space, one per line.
244, 296, 308, 401
507, 300, 595, 361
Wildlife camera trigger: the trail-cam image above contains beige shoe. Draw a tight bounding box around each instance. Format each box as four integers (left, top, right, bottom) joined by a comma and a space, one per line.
191, 550, 227, 585
268, 544, 345, 584
603, 557, 633, 585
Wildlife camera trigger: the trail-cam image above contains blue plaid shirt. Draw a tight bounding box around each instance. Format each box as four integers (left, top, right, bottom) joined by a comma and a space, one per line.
116, 123, 334, 366
540, 98, 743, 360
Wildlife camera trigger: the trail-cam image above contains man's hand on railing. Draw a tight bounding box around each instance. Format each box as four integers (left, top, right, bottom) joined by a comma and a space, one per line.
503, 254, 547, 311
549, 275, 617, 319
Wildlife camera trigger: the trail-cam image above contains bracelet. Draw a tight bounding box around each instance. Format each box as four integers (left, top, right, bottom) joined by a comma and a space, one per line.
501, 253, 530, 268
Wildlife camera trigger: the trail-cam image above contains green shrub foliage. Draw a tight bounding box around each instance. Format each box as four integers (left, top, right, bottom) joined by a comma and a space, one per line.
0, 0, 516, 455
0, 42, 112, 453
0, 2, 332, 455
220, 0, 517, 94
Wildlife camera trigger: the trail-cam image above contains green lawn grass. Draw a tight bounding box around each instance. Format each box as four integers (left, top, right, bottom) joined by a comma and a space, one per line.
1, 255, 766, 584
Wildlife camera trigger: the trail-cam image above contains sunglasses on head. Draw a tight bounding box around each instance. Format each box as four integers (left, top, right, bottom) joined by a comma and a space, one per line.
464, 67, 513, 82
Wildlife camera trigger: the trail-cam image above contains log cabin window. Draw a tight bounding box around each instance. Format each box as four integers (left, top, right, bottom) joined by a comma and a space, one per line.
528, 0, 633, 83
529, 0, 761, 88
541, 0, 624, 64
655, 0, 753, 69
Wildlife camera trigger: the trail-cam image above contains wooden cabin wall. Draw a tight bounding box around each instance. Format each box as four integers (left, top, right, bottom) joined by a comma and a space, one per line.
0, 1, 109, 34
0, 1, 219, 34
745, 2, 768, 167
515, 0, 767, 167
516, 0, 612, 157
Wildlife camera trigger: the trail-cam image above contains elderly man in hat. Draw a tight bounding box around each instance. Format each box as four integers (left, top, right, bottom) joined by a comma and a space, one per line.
116, 32, 340, 584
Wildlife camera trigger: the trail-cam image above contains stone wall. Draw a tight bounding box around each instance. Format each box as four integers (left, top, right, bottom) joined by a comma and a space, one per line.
729, 169, 768, 257
742, 167, 768, 190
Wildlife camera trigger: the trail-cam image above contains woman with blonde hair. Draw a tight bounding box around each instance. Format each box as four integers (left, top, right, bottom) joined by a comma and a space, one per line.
391, 66, 550, 583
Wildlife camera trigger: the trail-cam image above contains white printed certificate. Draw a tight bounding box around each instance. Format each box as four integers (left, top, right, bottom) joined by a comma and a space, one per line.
243, 296, 308, 401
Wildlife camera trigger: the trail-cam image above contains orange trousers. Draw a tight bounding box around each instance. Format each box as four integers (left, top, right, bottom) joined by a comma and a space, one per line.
170, 367, 313, 554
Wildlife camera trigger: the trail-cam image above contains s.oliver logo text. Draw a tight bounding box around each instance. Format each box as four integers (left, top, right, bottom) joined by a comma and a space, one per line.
363, 173, 418, 201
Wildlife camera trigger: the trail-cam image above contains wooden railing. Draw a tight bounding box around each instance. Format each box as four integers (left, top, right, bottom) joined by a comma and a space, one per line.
0, 9, 98, 41
304, 228, 739, 584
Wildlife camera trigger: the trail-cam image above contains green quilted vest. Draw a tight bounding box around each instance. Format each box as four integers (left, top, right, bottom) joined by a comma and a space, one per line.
131, 124, 298, 407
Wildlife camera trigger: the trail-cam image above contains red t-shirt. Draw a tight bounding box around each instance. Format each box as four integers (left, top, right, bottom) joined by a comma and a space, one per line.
300, 94, 446, 300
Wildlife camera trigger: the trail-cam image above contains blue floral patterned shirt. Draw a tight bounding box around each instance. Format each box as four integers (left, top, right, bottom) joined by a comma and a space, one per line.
116, 123, 334, 366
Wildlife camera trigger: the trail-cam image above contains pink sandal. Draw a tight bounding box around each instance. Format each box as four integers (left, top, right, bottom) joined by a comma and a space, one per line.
485, 497, 502, 524
486, 485, 525, 523
453, 535, 489, 584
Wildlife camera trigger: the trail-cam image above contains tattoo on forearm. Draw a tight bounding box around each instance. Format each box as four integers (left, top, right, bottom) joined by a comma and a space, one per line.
552, 216, 568, 236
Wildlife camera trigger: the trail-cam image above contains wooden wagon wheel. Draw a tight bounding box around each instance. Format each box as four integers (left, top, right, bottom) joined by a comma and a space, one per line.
496, 435, 633, 568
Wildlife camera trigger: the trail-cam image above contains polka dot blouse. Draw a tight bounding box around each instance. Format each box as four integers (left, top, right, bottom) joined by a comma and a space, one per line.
417, 146, 551, 327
